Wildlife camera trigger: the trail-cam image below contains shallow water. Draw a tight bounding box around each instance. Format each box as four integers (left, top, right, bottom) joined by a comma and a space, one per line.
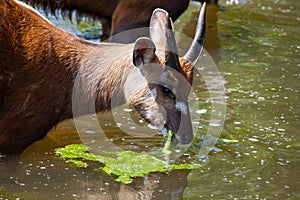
1, 0, 299, 199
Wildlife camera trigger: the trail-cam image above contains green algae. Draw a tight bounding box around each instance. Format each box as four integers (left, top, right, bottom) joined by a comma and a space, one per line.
218, 138, 239, 144
162, 130, 173, 154
55, 144, 200, 184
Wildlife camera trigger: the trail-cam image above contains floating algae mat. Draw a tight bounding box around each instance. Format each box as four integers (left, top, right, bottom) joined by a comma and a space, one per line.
55, 143, 200, 184
55, 131, 238, 183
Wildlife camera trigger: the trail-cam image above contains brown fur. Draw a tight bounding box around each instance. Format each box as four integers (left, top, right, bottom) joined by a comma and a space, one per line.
111, 0, 190, 38
0, 0, 195, 154
179, 57, 194, 85
22, 0, 215, 43
22, 0, 191, 41
0, 0, 93, 153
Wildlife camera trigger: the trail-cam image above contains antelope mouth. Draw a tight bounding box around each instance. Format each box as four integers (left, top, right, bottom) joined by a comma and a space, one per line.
162, 122, 194, 145
162, 125, 178, 146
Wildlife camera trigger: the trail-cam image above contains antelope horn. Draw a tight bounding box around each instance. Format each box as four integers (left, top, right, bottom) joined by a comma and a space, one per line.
183, 2, 206, 67
165, 17, 181, 72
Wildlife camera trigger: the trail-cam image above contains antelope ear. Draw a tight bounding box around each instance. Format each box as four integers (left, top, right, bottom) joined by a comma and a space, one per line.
133, 37, 156, 68
149, 8, 169, 48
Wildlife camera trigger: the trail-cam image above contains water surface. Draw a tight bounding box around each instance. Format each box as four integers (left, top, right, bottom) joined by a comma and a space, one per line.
1, 0, 299, 199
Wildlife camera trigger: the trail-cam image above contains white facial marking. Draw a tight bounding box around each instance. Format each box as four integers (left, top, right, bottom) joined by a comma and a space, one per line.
176, 101, 188, 115
148, 88, 157, 99
159, 127, 168, 137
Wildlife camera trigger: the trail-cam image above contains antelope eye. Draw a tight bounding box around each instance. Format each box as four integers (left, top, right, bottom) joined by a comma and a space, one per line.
163, 86, 171, 94
160, 85, 175, 99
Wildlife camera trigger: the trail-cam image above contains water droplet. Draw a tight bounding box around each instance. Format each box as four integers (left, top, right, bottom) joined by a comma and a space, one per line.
85, 130, 95, 134
195, 109, 207, 114
124, 108, 133, 112
249, 138, 259, 142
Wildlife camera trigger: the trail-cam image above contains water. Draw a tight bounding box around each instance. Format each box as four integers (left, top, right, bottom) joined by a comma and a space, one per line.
183, 0, 299, 199
1, 0, 299, 199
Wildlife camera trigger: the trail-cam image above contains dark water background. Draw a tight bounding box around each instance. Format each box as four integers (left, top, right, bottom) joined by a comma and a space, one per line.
1, 0, 299, 199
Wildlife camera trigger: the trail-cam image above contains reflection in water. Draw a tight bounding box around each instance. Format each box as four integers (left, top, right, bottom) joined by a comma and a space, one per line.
1, 150, 189, 199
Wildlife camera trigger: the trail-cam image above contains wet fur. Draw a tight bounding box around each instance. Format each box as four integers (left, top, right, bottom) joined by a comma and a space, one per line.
0, 0, 194, 154
0, 0, 127, 153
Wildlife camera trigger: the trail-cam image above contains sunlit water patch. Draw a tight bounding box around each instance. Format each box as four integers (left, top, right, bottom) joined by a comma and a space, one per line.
1, 1, 300, 199
186, 0, 300, 199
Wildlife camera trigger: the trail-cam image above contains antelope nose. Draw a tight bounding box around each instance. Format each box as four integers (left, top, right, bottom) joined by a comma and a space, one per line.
175, 130, 194, 144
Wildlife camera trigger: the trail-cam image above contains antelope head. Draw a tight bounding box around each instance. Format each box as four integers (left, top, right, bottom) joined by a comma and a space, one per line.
124, 3, 206, 145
